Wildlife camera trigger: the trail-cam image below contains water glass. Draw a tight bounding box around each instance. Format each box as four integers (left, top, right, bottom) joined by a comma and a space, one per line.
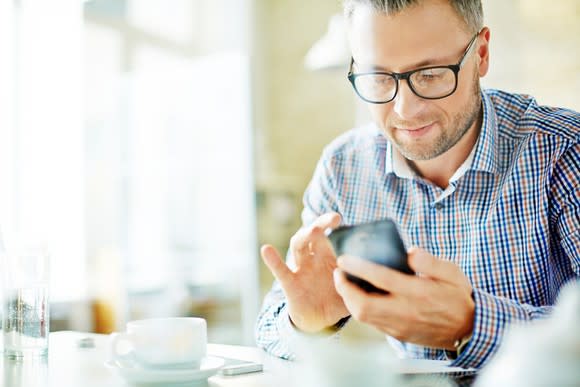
1, 246, 50, 358
2, 356, 49, 387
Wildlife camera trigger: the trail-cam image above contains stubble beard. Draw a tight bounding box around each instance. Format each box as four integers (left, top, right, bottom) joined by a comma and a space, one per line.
389, 73, 482, 161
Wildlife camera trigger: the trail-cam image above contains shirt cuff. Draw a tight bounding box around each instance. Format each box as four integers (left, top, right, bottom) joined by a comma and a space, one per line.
450, 288, 532, 369
276, 308, 300, 338
276, 308, 350, 359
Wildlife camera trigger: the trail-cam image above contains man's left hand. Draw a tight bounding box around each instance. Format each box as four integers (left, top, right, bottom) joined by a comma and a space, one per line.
334, 247, 475, 350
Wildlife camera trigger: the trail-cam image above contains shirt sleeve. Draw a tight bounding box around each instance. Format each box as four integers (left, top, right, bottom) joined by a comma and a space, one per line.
254, 151, 343, 358
550, 142, 580, 274
450, 289, 555, 369
253, 280, 300, 360
453, 141, 580, 369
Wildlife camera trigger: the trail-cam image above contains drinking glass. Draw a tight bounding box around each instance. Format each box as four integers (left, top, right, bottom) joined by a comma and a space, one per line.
3, 356, 49, 387
1, 245, 50, 358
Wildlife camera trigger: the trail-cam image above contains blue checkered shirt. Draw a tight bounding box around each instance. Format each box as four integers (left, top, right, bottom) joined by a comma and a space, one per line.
255, 89, 580, 369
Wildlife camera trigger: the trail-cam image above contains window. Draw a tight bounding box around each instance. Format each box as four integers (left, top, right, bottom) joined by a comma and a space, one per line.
1, 0, 258, 344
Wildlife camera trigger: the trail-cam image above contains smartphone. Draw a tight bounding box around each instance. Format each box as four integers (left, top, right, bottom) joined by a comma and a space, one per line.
218, 357, 263, 376
328, 218, 413, 293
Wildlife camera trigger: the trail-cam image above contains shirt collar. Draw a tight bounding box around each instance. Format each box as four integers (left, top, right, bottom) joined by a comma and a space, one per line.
384, 90, 500, 178
384, 141, 413, 178
470, 90, 500, 175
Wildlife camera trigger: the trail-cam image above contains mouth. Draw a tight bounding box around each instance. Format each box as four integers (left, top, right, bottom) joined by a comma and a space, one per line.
395, 122, 435, 138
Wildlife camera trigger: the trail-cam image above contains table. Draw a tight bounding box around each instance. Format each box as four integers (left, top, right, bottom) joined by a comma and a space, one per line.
1, 331, 477, 387
2, 331, 277, 387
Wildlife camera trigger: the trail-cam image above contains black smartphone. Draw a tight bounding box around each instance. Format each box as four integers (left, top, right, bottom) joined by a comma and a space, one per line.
328, 218, 413, 293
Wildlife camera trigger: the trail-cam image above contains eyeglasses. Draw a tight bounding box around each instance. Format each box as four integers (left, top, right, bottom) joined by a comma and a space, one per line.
347, 32, 480, 104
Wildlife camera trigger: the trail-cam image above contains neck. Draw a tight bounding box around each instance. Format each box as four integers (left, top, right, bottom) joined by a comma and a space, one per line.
408, 110, 483, 189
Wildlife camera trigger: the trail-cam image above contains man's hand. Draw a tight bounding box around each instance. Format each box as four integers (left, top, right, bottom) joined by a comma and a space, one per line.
333, 247, 474, 350
261, 212, 350, 333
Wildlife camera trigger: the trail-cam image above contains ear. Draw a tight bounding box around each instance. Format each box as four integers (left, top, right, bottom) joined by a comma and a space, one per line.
476, 27, 490, 77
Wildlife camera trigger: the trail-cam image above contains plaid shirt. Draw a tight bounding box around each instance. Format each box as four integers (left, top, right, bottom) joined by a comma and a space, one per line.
255, 89, 580, 369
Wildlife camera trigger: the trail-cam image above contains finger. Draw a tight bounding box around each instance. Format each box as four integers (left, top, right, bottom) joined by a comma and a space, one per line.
261, 245, 293, 286
290, 227, 319, 259
333, 268, 367, 304
291, 212, 342, 256
290, 230, 307, 259
311, 211, 342, 231
333, 269, 392, 322
407, 247, 459, 281
337, 255, 415, 295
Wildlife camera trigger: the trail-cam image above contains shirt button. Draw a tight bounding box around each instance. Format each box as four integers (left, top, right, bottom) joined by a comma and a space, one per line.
434, 203, 444, 210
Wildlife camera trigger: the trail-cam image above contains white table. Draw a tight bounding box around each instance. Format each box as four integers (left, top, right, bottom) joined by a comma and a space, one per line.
1, 331, 284, 387
1, 331, 476, 387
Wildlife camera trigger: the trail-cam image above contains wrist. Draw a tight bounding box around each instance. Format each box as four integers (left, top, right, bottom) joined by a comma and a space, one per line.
460, 291, 475, 337
446, 291, 475, 357
446, 331, 472, 360
288, 315, 350, 335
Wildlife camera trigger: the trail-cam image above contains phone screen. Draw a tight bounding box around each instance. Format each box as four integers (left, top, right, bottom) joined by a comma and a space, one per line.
328, 218, 413, 293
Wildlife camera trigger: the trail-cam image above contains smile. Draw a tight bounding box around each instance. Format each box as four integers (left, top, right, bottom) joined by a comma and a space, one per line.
396, 122, 435, 138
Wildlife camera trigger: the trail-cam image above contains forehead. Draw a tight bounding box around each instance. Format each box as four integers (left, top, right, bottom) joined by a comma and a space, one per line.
347, 0, 470, 71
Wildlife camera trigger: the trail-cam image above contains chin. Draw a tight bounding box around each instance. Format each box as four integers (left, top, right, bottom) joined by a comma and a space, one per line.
397, 146, 436, 161
390, 136, 436, 161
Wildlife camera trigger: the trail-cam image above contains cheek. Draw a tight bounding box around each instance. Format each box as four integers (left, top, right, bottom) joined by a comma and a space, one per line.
431, 88, 469, 121
454, 80, 471, 98
368, 105, 392, 126
457, 68, 479, 97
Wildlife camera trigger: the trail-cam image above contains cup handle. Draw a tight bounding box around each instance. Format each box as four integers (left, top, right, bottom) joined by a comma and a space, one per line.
109, 332, 134, 363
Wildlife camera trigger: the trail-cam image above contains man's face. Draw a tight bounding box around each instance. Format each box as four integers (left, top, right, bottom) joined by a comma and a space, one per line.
347, 0, 488, 161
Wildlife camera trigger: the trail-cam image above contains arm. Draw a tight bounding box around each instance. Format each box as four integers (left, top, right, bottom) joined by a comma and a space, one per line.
450, 289, 555, 368
454, 141, 580, 368
254, 278, 297, 360
255, 154, 348, 358
254, 273, 351, 360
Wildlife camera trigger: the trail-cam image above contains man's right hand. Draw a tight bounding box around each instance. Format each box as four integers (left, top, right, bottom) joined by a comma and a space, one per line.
260, 212, 350, 333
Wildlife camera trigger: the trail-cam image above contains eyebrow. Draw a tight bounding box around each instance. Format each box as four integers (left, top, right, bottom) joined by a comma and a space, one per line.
355, 55, 457, 73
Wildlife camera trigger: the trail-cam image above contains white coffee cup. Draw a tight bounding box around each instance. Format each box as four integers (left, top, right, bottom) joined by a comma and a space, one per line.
110, 317, 207, 369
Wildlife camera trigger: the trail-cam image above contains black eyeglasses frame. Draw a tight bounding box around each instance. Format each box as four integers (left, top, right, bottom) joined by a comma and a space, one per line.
347, 31, 481, 104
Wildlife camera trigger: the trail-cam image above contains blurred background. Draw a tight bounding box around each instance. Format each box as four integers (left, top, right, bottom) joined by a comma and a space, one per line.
0, 0, 578, 345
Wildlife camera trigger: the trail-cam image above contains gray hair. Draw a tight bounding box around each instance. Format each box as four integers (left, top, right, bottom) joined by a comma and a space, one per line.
342, 0, 483, 34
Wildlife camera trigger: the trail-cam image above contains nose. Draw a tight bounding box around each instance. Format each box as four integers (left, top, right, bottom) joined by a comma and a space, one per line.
392, 80, 425, 119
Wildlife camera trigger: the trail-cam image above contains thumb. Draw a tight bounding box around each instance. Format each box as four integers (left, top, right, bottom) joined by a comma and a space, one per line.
408, 247, 457, 281
408, 247, 436, 275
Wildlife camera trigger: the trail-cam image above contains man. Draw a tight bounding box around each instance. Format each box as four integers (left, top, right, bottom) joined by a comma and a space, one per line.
255, 0, 580, 369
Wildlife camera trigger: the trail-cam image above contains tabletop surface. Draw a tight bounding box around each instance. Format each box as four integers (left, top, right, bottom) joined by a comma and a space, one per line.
2, 331, 276, 387
1, 331, 478, 387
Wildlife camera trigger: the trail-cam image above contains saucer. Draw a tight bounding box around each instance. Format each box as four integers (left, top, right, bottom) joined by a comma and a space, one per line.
105, 355, 225, 386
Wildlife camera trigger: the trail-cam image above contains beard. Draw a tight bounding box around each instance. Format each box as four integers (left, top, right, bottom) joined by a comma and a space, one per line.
387, 71, 482, 161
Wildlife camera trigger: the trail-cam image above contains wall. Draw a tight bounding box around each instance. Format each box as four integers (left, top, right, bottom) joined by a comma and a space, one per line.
253, 0, 355, 295
483, 0, 580, 111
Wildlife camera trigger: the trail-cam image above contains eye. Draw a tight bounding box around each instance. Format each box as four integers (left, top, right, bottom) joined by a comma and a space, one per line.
371, 74, 396, 88
415, 68, 448, 82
